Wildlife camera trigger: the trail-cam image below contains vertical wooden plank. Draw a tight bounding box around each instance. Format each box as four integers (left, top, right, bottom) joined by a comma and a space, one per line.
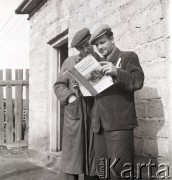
0, 70, 4, 144
50, 46, 58, 151
24, 69, 29, 140
15, 69, 23, 141
5, 69, 13, 143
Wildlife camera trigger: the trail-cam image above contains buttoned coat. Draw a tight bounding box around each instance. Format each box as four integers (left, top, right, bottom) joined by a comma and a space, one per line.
93, 47, 144, 133
54, 52, 101, 175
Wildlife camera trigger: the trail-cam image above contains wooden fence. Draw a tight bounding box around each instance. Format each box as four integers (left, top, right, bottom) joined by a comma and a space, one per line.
0, 69, 29, 144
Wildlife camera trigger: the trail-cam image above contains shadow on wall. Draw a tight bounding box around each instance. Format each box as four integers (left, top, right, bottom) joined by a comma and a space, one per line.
134, 86, 169, 179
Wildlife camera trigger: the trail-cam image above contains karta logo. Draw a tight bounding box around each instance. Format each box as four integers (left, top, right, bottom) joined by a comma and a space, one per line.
98, 158, 171, 179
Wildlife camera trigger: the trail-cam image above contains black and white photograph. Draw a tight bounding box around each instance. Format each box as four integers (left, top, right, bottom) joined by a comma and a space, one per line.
0, 0, 171, 180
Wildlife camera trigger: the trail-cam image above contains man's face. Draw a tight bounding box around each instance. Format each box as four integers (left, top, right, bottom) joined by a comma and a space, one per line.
94, 34, 113, 57
76, 39, 94, 57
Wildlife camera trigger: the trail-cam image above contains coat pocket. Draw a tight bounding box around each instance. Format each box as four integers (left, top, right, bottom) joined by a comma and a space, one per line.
65, 99, 80, 120
114, 102, 135, 125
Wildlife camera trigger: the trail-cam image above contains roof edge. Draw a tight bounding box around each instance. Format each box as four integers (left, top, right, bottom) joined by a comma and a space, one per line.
15, 0, 47, 16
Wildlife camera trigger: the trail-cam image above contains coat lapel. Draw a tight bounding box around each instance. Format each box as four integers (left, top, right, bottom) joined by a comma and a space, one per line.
107, 47, 121, 66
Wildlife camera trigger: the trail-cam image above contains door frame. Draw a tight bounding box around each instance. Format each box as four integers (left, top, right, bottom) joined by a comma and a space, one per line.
49, 33, 68, 152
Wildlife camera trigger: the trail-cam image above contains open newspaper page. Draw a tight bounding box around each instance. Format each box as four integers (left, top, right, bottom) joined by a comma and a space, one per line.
71, 54, 113, 96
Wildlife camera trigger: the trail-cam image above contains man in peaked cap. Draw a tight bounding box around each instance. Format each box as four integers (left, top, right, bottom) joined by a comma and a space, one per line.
54, 28, 101, 180
90, 24, 144, 179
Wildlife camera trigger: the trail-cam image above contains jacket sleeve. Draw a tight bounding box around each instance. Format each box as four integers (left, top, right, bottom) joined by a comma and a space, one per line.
54, 60, 75, 105
116, 52, 144, 92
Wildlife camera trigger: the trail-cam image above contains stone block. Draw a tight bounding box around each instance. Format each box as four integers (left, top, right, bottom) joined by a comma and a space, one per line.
85, 12, 98, 27
150, 3, 164, 22
90, 21, 103, 33
157, 138, 169, 158
103, 11, 121, 27
78, 4, 90, 20
139, 21, 164, 44
143, 138, 159, 156
137, 0, 161, 13
147, 99, 165, 118
128, 9, 151, 30
156, 39, 166, 58
143, 137, 169, 158
69, 13, 78, 26
142, 61, 167, 80
89, 0, 103, 10
134, 119, 167, 138
135, 100, 147, 118
135, 83, 167, 101
134, 137, 144, 155
136, 43, 156, 64
111, 0, 133, 11
118, 33, 138, 49
112, 22, 128, 41
120, 0, 137, 20
156, 122, 169, 138
96, 1, 114, 19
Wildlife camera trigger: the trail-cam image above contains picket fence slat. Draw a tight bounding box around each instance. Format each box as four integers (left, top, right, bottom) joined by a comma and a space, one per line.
15, 70, 23, 142
5, 69, 13, 143
0, 69, 29, 144
25, 69, 29, 139
0, 70, 4, 143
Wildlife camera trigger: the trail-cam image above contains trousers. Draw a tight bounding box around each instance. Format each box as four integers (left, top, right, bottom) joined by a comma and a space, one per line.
94, 129, 134, 180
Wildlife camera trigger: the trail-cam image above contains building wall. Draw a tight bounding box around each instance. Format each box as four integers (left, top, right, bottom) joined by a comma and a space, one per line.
29, 0, 170, 165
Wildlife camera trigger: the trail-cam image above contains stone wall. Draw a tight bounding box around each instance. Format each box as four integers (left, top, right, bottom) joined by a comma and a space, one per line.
29, 0, 170, 167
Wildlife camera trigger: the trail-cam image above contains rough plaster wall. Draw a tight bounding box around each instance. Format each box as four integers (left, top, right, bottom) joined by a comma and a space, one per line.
29, 0, 60, 151
29, 0, 169, 164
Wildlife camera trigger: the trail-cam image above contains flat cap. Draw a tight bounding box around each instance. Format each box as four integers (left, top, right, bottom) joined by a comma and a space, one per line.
90, 24, 111, 45
71, 28, 91, 48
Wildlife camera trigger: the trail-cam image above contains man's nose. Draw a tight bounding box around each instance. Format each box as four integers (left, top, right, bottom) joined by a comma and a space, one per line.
98, 44, 102, 50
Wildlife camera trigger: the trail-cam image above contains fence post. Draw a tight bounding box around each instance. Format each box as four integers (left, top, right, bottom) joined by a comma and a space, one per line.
25, 69, 29, 140
15, 69, 23, 142
5, 69, 13, 143
0, 70, 4, 144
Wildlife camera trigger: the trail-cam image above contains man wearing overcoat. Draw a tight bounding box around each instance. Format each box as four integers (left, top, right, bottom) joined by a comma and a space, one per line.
54, 28, 100, 180
89, 24, 144, 179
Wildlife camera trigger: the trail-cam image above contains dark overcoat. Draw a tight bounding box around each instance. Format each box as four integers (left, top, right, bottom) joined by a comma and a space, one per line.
54, 53, 100, 176
93, 47, 144, 133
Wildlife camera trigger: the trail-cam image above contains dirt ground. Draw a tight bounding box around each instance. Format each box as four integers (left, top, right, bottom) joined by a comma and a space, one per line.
0, 145, 61, 180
